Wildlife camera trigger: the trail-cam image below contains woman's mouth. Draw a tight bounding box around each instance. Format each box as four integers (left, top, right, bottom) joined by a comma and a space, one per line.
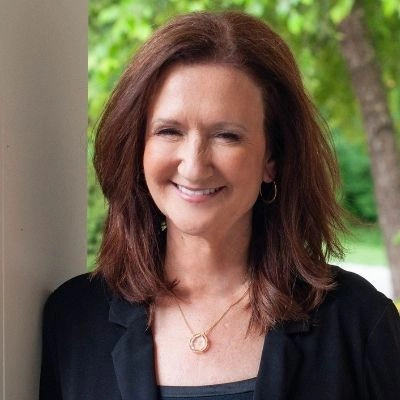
174, 183, 224, 197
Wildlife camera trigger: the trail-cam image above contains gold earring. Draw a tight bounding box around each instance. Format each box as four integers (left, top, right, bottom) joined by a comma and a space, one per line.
259, 181, 277, 204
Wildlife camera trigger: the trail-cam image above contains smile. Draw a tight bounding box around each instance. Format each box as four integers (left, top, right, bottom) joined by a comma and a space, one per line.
175, 184, 224, 197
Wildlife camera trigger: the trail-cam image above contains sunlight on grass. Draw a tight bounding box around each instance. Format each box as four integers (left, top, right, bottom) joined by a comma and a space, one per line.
338, 224, 388, 267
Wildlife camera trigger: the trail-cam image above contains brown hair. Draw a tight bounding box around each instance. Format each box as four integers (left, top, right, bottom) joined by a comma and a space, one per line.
93, 11, 345, 332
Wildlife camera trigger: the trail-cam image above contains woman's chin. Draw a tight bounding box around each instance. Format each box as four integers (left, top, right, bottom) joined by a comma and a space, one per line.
166, 219, 218, 238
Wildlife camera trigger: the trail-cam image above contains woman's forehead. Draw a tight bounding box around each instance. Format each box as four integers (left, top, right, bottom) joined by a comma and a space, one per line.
146, 63, 265, 131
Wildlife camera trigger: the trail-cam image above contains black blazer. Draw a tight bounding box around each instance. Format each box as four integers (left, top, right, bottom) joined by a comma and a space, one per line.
39, 266, 400, 400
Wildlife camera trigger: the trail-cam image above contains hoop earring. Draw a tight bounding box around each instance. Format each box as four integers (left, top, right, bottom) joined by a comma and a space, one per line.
259, 181, 277, 204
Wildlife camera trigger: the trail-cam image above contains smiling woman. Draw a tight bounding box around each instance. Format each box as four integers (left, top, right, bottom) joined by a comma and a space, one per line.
144, 64, 273, 238
40, 10, 400, 400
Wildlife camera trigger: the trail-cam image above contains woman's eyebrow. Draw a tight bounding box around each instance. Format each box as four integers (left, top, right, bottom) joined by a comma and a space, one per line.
150, 118, 248, 132
150, 118, 181, 127
210, 121, 248, 132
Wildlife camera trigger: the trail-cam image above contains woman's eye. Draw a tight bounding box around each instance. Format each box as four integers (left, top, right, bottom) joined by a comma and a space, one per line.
155, 128, 182, 137
215, 132, 241, 142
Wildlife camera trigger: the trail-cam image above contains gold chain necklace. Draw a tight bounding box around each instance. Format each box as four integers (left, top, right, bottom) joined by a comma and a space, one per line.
172, 287, 249, 353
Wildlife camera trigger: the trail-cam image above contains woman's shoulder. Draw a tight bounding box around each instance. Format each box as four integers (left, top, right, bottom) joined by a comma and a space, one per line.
318, 265, 399, 328
329, 265, 391, 305
43, 272, 111, 320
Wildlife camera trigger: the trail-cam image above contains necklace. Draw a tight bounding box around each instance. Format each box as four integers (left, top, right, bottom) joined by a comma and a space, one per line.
172, 287, 249, 354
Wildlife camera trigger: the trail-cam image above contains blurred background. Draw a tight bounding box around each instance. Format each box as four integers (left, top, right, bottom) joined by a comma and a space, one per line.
87, 0, 400, 300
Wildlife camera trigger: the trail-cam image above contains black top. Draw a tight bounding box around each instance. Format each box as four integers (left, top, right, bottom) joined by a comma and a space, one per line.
39, 266, 400, 400
159, 377, 256, 399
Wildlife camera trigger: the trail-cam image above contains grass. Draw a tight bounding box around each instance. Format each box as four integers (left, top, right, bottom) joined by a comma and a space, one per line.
336, 223, 388, 267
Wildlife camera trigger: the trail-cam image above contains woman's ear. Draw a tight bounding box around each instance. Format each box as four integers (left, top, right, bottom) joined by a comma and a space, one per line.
263, 156, 275, 183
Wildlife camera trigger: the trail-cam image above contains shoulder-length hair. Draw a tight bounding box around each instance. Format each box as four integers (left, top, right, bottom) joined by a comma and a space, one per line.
93, 11, 345, 332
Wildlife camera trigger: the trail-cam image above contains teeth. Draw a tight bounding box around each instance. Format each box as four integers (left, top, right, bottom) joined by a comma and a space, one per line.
177, 185, 221, 196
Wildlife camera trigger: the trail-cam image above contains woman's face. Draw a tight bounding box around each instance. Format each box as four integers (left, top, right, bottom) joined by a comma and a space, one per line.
144, 63, 275, 238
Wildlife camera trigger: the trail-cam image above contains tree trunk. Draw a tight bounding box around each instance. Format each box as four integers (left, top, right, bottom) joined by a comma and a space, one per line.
338, 6, 400, 298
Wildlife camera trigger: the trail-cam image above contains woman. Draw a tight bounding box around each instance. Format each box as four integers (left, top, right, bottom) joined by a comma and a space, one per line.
40, 11, 400, 400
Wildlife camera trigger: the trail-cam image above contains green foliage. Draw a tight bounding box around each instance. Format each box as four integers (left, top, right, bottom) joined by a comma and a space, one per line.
381, 0, 400, 18
334, 132, 377, 222
329, 0, 354, 24
88, 0, 400, 269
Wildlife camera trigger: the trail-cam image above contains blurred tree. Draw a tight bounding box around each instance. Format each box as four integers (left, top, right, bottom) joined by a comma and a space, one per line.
338, 2, 400, 297
88, 0, 400, 287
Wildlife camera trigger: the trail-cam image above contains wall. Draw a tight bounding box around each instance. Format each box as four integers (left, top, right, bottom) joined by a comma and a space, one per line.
0, 1, 87, 398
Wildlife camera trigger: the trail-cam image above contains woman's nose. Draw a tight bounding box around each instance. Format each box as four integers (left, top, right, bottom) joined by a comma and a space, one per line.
177, 134, 213, 182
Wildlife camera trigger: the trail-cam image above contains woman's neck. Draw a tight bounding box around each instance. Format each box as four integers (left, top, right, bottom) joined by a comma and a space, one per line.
163, 225, 251, 300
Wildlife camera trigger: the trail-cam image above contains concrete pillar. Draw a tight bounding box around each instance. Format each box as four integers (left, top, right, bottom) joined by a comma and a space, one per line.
0, 1, 87, 398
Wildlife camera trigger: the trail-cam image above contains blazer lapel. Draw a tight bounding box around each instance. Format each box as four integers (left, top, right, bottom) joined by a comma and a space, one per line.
109, 296, 158, 400
254, 320, 309, 400
108, 294, 310, 400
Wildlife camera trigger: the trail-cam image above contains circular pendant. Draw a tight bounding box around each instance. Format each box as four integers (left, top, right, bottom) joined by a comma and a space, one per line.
189, 333, 209, 353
